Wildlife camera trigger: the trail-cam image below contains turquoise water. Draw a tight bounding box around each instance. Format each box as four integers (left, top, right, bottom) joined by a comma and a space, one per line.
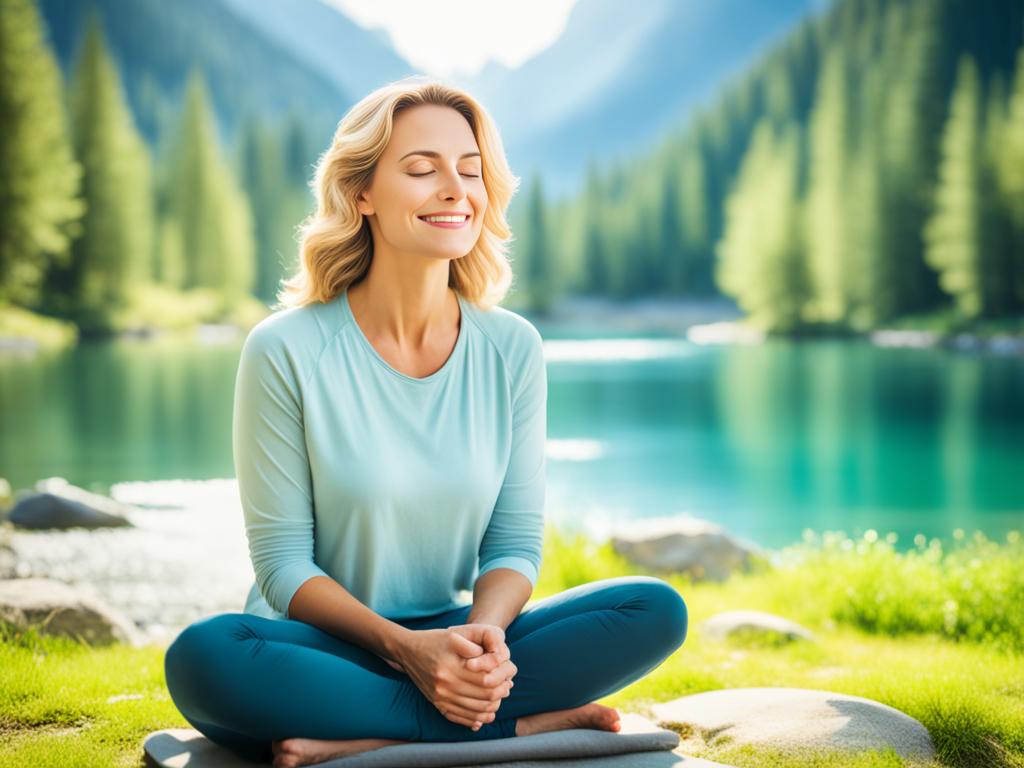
1, 326, 1022, 550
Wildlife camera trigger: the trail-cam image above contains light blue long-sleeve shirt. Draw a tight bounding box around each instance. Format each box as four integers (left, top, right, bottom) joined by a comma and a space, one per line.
235, 285, 546, 621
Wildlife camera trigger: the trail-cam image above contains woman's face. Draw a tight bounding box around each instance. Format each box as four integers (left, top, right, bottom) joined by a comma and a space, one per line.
357, 104, 487, 262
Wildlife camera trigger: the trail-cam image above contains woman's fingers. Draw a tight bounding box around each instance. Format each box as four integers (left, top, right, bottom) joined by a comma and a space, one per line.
437, 705, 480, 728
465, 644, 510, 673
448, 630, 486, 659
439, 688, 510, 726
438, 666, 514, 720
457, 657, 517, 689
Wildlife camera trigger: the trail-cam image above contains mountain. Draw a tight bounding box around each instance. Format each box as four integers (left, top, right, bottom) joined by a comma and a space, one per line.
37, 0, 348, 152
450, 0, 830, 199
216, 0, 418, 100
37, 0, 827, 199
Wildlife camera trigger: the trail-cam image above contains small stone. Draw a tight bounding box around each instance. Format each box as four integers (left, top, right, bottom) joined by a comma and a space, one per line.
700, 610, 815, 644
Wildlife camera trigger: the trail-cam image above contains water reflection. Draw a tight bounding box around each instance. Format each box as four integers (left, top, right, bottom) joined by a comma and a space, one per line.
1, 333, 1021, 549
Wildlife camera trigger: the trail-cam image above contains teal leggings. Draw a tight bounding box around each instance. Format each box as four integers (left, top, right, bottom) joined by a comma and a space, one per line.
164, 575, 688, 763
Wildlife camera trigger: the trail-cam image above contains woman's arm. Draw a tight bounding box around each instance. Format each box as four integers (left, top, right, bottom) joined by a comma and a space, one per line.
288, 575, 412, 664
234, 323, 412, 662
468, 567, 532, 631
474, 323, 547, 617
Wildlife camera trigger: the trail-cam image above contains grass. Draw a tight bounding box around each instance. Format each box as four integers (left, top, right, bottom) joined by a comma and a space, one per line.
1, 525, 1021, 767
0, 303, 78, 350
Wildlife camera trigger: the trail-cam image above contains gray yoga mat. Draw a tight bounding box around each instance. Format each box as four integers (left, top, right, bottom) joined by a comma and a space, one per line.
142, 712, 734, 768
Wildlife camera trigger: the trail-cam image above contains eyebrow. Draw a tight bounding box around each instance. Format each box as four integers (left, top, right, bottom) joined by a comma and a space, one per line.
399, 150, 482, 161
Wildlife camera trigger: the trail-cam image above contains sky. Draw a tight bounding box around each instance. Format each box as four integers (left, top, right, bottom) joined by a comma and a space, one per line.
323, 0, 580, 77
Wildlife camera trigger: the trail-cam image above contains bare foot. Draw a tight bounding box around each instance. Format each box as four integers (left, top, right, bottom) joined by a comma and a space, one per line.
271, 736, 409, 767
515, 702, 622, 737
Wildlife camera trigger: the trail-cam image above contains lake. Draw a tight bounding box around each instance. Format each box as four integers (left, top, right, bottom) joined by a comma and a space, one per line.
2, 321, 1022, 551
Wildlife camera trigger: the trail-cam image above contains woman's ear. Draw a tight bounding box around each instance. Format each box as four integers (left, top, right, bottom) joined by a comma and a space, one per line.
356, 190, 374, 217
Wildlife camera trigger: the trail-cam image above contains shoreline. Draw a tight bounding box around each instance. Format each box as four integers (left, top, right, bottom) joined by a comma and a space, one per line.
3, 295, 1024, 355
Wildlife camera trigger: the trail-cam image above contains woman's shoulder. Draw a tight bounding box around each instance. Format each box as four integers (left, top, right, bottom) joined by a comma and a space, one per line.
464, 299, 543, 360
240, 299, 340, 369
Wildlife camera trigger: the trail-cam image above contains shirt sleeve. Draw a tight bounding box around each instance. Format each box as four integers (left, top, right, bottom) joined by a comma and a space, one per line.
477, 325, 547, 588
233, 324, 330, 618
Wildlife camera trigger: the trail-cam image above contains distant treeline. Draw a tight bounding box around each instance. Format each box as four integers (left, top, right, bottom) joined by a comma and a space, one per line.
4, 0, 1024, 337
1, 0, 318, 334
517, 0, 1024, 332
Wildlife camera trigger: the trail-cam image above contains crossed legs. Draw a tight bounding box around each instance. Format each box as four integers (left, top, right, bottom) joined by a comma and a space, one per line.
164, 575, 688, 763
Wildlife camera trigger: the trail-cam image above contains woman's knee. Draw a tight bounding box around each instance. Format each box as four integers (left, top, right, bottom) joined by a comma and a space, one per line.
621, 576, 689, 653
164, 614, 251, 711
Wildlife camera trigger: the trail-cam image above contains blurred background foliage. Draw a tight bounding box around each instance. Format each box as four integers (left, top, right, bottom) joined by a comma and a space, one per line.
2, 0, 1024, 340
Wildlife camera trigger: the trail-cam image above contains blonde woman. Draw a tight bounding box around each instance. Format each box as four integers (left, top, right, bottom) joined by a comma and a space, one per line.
163, 76, 688, 768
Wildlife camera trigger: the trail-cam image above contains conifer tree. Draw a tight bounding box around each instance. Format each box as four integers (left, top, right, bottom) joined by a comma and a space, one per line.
161, 70, 254, 310
924, 55, 1005, 317
804, 46, 850, 324
657, 165, 685, 293
678, 141, 710, 293
1000, 47, 1024, 305
0, 0, 84, 307
239, 115, 292, 304
717, 120, 809, 332
53, 10, 154, 330
521, 173, 556, 313
581, 159, 609, 295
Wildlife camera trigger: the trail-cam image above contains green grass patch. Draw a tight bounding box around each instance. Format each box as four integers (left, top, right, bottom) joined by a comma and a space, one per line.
0, 303, 78, 350
1, 525, 1021, 767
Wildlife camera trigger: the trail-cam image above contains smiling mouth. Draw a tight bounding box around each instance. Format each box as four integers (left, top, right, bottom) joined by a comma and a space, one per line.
417, 214, 471, 228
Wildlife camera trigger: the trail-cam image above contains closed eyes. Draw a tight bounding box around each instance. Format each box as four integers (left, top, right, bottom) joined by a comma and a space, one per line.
408, 171, 480, 178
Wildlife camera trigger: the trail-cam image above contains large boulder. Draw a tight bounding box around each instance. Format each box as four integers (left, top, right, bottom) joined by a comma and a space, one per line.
700, 610, 815, 644
609, 515, 761, 582
0, 577, 144, 646
652, 687, 935, 760
6, 476, 137, 530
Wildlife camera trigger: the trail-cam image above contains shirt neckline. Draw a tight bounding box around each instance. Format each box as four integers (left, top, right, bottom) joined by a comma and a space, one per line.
340, 284, 468, 384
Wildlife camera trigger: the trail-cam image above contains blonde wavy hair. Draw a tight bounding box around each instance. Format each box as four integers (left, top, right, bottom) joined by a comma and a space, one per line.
276, 76, 520, 311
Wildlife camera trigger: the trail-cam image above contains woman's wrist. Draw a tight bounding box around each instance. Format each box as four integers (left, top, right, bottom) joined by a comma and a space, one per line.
381, 622, 415, 663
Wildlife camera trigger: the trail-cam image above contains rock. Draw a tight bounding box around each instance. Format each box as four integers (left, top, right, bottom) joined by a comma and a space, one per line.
8, 489, 133, 530
609, 515, 761, 582
687, 322, 765, 345
652, 687, 935, 760
869, 329, 938, 348
988, 334, 1024, 355
36, 476, 140, 519
947, 333, 984, 353
700, 610, 815, 644
0, 577, 144, 647
0, 541, 16, 580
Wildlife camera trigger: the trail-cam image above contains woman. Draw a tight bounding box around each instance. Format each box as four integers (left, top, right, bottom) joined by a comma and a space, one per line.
164, 76, 688, 768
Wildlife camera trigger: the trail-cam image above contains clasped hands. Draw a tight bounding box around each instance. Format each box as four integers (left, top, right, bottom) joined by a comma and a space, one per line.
384, 623, 516, 730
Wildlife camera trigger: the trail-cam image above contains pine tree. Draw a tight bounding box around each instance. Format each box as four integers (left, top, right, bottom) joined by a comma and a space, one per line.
522, 173, 555, 313
52, 10, 154, 331
845, 4, 895, 328
161, 70, 254, 311
982, 72, 1017, 314
924, 55, 1005, 318
0, 0, 85, 307
678, 140, 710, 293
717, 119, 809, 332
657, 163, 685, 294
877, 0, 947, 316
581, 159, 609, 295
239, 115, 295, 304
804, 45, 850, 324
1000, 46, 1024, 306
